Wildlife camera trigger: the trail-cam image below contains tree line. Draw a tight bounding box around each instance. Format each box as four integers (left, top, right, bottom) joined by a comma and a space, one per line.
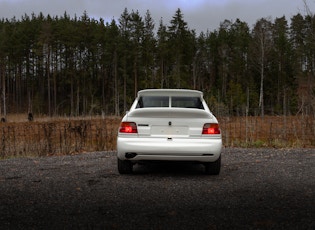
0, 8, 314, 118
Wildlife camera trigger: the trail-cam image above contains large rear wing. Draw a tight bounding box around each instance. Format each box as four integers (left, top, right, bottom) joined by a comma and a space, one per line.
127, 107, 213, 119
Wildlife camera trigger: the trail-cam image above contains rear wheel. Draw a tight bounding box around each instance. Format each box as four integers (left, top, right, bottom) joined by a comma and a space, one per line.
117, 158, 133, 174
204, 155, 221, 175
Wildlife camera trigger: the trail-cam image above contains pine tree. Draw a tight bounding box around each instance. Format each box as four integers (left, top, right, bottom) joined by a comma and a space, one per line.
142, 10, 156, 88
167, 8, 193, 88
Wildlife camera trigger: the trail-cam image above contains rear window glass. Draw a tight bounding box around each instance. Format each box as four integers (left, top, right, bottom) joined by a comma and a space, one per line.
172, 97, 204, 109
136, 96, 169, 108
136, 96, 204, 109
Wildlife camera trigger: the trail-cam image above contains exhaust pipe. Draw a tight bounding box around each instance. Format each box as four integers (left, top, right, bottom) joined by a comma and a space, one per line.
125, 152, 137, 159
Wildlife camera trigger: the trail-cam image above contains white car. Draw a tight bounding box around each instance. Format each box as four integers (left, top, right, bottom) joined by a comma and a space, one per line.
117, 89, 222, 175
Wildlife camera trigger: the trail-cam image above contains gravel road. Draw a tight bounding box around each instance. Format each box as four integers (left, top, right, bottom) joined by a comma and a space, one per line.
0, 148, 314, 229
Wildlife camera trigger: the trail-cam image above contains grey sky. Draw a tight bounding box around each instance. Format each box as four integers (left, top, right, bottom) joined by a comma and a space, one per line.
0, 0, 310, 33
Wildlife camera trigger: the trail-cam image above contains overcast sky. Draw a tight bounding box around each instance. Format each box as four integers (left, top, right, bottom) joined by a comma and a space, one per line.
0, 0, 310, 33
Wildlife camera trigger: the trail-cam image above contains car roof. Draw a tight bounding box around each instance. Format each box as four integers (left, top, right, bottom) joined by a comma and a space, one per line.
138, 89, 203, 97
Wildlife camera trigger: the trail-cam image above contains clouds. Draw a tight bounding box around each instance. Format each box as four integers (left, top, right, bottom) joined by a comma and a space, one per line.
0, 0, 308, 33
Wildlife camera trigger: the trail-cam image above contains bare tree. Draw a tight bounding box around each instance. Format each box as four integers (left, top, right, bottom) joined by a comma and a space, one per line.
252, 18, 273, 117
303, 0, 314, 16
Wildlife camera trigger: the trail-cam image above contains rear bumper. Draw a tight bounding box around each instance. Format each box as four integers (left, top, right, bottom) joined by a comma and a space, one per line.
117, 136, 222, 162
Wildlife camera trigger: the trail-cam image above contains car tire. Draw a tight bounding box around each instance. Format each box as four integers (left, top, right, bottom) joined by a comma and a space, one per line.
204, 155, 221, 175
117, 158, 133, 174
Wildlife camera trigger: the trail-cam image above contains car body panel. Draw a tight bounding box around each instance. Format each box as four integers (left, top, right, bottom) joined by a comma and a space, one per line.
117, 136, 222, 162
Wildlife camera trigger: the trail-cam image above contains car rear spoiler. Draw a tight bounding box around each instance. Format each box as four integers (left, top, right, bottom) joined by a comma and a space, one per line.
127, 108, 213, 119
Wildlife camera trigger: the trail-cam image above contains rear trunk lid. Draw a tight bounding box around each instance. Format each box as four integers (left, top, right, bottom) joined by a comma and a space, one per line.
126, 108, 215, 138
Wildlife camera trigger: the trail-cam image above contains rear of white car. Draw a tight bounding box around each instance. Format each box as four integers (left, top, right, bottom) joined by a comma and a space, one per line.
117, 89, 222, 174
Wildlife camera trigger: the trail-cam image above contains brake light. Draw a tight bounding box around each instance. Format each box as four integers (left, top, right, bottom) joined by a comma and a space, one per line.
202, 123, 220, 135
119, 122, 138, 133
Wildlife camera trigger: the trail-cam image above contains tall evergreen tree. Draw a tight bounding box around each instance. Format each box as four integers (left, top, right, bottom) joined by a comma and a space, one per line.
168, 8, 194, 88
129, 10, 144, 98
118, 8, 131, 113
142, 10, 156, 88
271, 16, 295, 115
156, 18, 169, 88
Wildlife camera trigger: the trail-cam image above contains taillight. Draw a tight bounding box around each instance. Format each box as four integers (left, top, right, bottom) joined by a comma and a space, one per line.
202, 123, 220, 135
119, 122, 138, 133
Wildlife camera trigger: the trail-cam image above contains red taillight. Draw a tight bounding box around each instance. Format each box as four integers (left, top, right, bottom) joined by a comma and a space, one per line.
119, 122, 138, 133
202, 123, 220, 135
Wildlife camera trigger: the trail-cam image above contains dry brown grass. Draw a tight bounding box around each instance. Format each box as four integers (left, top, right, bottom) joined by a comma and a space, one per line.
0, 115, 314, 158
0, 116, 120, 158
219, 115, 315, 148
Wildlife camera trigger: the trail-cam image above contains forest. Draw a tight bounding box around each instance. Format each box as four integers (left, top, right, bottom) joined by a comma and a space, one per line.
0, 8, 314, 118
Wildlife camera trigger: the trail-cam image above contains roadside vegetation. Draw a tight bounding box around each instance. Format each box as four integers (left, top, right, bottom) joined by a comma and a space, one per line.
0, 115, 313, 158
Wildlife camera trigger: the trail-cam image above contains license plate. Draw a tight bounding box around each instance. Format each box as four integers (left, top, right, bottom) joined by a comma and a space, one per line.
151, 126, 188, 136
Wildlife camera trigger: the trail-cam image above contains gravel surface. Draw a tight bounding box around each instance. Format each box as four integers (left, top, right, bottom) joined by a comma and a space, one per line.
0, 148, 314, 230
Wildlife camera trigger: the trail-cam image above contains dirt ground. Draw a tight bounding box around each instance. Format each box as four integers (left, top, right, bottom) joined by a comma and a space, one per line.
0, 148, 314, 229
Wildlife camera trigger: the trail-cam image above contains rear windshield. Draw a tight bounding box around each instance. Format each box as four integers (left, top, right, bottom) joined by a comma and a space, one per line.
136, 96, 169, 108
136, 96, 204, 109
172, 97, 204, 109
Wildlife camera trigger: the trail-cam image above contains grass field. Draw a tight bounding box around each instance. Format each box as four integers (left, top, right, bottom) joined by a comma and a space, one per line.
0, 114, 314, 158
220, 115, 315, 148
